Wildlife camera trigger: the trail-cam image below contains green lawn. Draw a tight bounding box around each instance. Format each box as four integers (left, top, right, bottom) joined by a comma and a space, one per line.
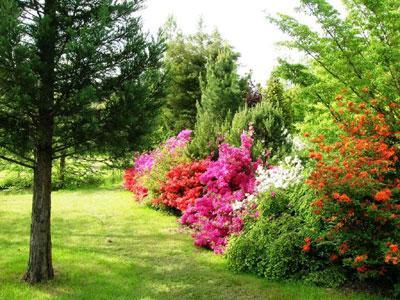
0, 189, 384, 300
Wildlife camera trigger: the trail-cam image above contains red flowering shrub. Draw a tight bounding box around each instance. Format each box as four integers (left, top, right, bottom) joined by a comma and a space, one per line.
153, 160, 209, 211
306, 92, 400, 280
123, 167, 148, 201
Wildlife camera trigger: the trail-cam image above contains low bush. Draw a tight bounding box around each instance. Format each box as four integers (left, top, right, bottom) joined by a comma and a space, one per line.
226, 180, 322, 280
227, 213, 313, 279
303, 267, 347, 288
0, 170, 33, 190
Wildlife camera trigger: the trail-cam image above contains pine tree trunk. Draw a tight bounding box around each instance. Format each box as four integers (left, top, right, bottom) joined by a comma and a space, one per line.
23, 144, 54, 283
23, 0, 57, 283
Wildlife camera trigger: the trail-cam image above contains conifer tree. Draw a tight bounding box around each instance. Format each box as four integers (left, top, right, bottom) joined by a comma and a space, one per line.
262, 74, 292, 128
189, 46, 244, 157
227, 76, 289, 158
0, 0, 164, 283
162, 25, 226, 134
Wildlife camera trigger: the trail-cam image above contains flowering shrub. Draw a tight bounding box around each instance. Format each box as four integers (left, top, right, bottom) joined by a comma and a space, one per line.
123, 167, 148, 201
306, 93, 400, 280
226, 212, 315, 280
255, 155, 303, 194
181, 132, 258, 253
165, 129, 192, 152
124, 130, 192, 201
153, 160, 209, 211
123, 151, 159, 200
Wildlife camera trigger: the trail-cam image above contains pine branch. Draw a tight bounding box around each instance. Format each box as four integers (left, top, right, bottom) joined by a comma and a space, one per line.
0, 154, 34, 169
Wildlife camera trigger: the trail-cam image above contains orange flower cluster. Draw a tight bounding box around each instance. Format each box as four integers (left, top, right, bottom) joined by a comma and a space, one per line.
354, 254, 368, 263
333, 193, 352, 203
306, 92, 400, 277
374, 189, 392, 202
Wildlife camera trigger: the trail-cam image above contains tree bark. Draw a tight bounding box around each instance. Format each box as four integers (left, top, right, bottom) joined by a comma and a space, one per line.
23, 0, 57, 284
23, 142, 54, 283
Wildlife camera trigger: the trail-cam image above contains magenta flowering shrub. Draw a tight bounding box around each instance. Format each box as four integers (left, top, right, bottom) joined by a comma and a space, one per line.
124, 129, 261, 254
181, 133, 258, 253
133, 152, 157, 173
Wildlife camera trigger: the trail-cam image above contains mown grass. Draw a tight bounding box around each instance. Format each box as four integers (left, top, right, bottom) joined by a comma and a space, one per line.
0, 189, 385, 299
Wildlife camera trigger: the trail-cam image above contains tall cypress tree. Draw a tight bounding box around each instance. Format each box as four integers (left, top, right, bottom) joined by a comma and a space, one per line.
189, 46, 244, 157
0, 0, 164, 283
263, 74, 292, 128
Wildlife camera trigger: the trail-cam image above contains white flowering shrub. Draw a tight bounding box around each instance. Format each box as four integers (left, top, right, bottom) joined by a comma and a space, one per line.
256, 156, 303, 193
233, 155, 304, 210
284, 130, 307, 152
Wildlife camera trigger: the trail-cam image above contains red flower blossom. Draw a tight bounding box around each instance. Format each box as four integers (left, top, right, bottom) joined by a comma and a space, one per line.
357, 265, 367, 273
390, 244, 399, 252
330, 254, 339, 262
154, 160, 209, 211
338, 194, 351, 203
302, 244, 311, 252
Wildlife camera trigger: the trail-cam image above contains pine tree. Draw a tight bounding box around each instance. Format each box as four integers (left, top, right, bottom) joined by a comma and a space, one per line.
227, 98, 287, 159
162, 25, 226, 134
0, 0, 164, 283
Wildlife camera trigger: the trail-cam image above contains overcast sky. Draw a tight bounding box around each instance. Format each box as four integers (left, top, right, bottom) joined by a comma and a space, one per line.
141, 0, 344, 84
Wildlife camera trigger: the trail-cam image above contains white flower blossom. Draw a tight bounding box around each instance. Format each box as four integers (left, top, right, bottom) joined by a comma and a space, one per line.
255, 155, 303, 194
232, 201, 244, 211
232, 194, 256, 211
285, 132, 307, 152
292, 136, 307, 152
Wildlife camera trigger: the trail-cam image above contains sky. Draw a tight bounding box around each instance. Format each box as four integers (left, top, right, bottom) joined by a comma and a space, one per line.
141, 0, 344, 84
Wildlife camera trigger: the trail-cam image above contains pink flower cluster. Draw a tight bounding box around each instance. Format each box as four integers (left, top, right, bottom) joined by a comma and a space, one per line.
181, 133, 258, 253
132, 152, 157, 174
165, 129, 192, 152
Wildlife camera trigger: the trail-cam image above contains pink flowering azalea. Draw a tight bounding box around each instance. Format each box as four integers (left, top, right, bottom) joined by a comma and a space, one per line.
133, 152, 156, 173
181, 131, 258, 253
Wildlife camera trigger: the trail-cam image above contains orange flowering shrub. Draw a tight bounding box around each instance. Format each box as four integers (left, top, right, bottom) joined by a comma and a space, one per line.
306, 92, 400, 280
